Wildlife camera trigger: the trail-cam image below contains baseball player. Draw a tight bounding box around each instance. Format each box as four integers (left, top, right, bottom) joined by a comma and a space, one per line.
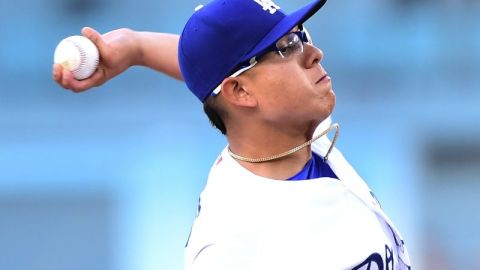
53, 0, 412, 269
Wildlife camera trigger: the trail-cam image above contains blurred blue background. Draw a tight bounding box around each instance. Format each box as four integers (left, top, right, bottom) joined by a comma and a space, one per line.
0, 0, 479, 269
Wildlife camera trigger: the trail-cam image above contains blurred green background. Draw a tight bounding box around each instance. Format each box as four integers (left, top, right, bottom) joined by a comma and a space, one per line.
1, 0, 479, 269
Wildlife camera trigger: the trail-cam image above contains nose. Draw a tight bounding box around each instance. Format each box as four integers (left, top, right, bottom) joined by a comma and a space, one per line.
303, 44, 324, 69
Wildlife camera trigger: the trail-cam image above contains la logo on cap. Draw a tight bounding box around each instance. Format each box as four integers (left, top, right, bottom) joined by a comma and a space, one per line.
253, 0, 280, 14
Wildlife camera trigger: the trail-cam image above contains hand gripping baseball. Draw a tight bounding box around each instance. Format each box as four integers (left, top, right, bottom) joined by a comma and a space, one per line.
53, 27, 139, 92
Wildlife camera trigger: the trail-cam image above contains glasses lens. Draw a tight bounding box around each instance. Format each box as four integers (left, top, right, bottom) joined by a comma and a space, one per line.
275, 32, 302, 58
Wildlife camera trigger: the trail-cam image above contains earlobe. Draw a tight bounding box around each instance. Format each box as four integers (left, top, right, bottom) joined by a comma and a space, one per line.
220, 78, 257, 108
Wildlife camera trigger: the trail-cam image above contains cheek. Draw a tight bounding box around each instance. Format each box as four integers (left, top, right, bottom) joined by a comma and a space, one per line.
251, 64, 309, 114
259, 77, 300, 107
264, 66, 305, 95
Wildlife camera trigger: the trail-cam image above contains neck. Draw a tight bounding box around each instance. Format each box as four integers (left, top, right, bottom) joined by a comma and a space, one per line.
227, 121, 317, 180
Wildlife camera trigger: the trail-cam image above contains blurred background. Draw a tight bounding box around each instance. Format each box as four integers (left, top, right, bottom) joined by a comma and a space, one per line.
0, 0, 479, 269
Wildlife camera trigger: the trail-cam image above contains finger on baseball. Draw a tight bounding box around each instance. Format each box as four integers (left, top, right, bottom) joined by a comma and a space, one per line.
82, 27, 108, 55
54, 64, 72, 90
73, 74, 101, 92
87, 68, 106, 86
52, 63, 63, 82
64, 74, 89, 93
68, 69, 106, 92
61, 68, 74, 89
61, 68, 85, 92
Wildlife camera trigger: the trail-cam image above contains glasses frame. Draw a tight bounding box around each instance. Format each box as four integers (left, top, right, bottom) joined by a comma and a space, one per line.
211, 25, 313, 96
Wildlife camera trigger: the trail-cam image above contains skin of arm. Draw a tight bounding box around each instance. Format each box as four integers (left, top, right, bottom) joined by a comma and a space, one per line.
135, 31, 182, 80
52, 27, 182, 92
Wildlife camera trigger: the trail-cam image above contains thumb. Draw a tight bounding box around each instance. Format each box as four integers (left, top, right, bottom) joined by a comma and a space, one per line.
81, 26, 108, 55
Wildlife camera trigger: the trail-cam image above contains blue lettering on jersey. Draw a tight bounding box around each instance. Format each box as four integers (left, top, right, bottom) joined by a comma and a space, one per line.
385, 244, 394, 270
352, 253, 383, 270
352, 245, 394, 270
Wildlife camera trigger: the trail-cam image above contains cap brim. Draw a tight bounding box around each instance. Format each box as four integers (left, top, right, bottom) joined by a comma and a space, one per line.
242, 0, 327, 62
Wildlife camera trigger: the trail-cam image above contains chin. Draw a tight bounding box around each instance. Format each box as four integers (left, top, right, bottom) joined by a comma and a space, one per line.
325, 92, 336, 115
318, 95, 335, 117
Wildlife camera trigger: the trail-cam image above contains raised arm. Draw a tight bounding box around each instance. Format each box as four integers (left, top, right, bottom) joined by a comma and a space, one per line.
52, 27, 181, 92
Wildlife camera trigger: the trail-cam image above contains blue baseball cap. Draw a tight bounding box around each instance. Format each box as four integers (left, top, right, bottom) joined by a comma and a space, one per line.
178, 0, 327, 102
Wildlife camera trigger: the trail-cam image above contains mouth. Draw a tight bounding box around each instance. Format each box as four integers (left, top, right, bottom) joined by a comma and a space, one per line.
316, 74, 330, 84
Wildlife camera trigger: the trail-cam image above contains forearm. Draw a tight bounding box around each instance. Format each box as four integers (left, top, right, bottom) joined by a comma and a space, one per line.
134, 31, 182, 80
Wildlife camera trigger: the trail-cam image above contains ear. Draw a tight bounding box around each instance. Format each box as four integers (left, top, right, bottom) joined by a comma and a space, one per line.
219, 77, 257, 108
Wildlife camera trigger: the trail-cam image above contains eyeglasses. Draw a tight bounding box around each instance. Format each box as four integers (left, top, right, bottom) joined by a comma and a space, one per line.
266, 25, 313, 59
211, 25, 313, 96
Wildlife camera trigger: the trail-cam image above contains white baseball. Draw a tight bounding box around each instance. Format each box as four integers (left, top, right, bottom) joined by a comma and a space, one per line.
54, 35, 99, 80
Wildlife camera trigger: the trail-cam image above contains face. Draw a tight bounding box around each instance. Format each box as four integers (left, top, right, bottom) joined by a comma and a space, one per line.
239, 28, 336, 133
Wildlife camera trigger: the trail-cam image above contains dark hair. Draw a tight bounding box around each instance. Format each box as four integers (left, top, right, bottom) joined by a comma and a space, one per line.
203, 96, 227, 135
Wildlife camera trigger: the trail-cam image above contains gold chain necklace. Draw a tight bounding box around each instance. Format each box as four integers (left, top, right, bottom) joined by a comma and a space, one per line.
228, 123, 340, 163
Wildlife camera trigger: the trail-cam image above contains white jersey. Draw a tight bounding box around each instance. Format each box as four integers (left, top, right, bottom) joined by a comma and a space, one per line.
185, 120, 411, 270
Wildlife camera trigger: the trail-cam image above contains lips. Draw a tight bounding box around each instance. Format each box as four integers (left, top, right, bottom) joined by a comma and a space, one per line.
316, 74, 329, 84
